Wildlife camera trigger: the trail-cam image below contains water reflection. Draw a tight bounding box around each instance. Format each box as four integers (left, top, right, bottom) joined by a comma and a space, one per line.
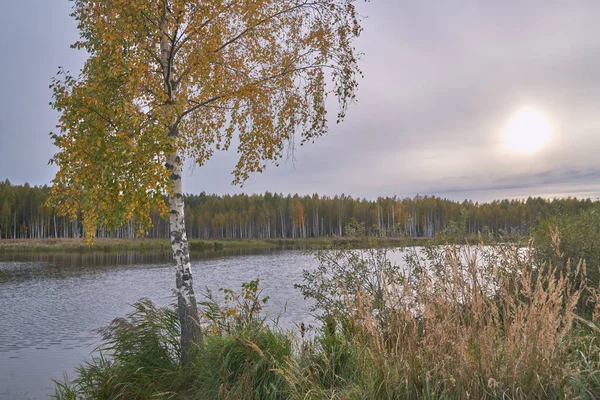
0, 247, 290, 284
0, 248, 316, 398
0, 245, 509, 398
0, 251, 172, 267
0, 246, 288, 268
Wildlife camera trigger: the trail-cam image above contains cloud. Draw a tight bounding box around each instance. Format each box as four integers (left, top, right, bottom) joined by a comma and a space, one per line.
2, 0, 600, 204
424, 167, 600, 202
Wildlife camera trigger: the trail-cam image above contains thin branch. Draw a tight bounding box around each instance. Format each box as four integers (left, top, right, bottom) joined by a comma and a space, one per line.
179, 95, 228, 120
214, 1, 317, 54
89, 108, 119, 132
179, 63, 334, 119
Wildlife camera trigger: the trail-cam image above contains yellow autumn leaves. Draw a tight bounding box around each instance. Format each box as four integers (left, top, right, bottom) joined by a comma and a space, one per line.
50, 0, 362, 238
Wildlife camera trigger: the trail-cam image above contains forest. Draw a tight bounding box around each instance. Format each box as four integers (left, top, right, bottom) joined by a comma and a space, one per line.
0, 179, 596, 240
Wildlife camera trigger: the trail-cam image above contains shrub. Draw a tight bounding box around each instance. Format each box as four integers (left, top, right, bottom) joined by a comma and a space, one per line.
533, 205, 600, 315
53, 299, 183, 399
53, 282, 291, 400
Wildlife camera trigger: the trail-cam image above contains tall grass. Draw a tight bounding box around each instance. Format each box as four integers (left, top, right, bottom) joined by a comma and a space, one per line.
55, 231, 600, 399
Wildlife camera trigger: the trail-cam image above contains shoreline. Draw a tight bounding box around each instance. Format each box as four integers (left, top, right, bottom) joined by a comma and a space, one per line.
0, 236, 440, 253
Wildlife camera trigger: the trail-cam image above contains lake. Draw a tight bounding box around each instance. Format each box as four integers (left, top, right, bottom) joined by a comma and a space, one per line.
0, 248, 325, 399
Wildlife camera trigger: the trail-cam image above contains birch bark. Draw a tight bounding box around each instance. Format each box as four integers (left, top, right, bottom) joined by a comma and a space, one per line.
166, 149, 202, 361
161, 6, 202, 361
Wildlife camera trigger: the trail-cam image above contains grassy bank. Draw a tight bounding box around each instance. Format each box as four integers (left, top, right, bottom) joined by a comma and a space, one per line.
0, 233, 516, 253
0, 236, 437, 253
54, 232, 600, 399
0, 238, 279, 253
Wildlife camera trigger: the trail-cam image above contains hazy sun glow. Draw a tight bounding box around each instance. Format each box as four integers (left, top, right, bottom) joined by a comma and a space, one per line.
503, 108, 551, 153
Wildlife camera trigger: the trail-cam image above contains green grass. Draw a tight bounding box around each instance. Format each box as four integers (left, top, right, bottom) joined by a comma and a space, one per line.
0, 236, 437, 253
0, 238, 276, 253
0, 224, 524, 255
54, 235, 600, 399
47, 217, 600, 399
0, 238, 173, 253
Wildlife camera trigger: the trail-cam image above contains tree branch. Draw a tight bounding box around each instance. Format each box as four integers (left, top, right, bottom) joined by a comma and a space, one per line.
179, 62, 333, 119
214, 1, 317, 54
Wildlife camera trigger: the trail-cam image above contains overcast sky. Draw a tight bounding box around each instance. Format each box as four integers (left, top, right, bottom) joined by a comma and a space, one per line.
1, 1, 600, 202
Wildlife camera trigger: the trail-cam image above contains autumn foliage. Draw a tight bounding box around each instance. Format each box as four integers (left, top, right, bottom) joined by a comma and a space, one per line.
49, 0, 363, 239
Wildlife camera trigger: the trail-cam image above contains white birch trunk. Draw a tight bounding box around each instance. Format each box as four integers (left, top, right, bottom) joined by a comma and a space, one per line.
166, 150, 202, 361
161, 6, 202, 362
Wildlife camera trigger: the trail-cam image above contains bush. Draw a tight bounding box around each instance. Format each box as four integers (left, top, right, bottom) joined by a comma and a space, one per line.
533, 205, 600, 315
53, 299, 184, 399
53, 282, 292, 400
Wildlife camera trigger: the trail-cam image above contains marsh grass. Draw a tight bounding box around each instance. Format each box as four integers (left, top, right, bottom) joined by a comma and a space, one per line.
54, 232, 600, 399
0, 238, 276, 253
0, 236, 432, 254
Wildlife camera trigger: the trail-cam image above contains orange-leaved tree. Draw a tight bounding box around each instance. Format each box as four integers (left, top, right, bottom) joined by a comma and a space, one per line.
49, 0, 363, 361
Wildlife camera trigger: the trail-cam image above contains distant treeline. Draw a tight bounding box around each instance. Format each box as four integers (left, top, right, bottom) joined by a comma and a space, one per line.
0, 179, 596, 240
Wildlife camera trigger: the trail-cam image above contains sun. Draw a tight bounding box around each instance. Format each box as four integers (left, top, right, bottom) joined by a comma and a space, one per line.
503, 107, 551, 153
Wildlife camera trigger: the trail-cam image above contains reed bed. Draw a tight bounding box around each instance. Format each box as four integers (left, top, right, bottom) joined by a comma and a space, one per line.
54, 233, 600, 399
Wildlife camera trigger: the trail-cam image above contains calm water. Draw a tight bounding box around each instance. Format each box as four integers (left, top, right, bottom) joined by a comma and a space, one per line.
0, 248, 321, 399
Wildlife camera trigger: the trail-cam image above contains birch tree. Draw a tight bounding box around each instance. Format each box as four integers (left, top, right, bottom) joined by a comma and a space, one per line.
49, 0, 363, 360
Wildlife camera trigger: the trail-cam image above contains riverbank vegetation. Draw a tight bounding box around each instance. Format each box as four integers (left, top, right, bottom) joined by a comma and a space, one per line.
54, 217, 600, 399
0, 238, 271, 253
0, 236, 434, 253
1, 179, 597, 241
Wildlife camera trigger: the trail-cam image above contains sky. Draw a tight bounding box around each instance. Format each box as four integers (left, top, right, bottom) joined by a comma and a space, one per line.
1, 1, 600, 203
